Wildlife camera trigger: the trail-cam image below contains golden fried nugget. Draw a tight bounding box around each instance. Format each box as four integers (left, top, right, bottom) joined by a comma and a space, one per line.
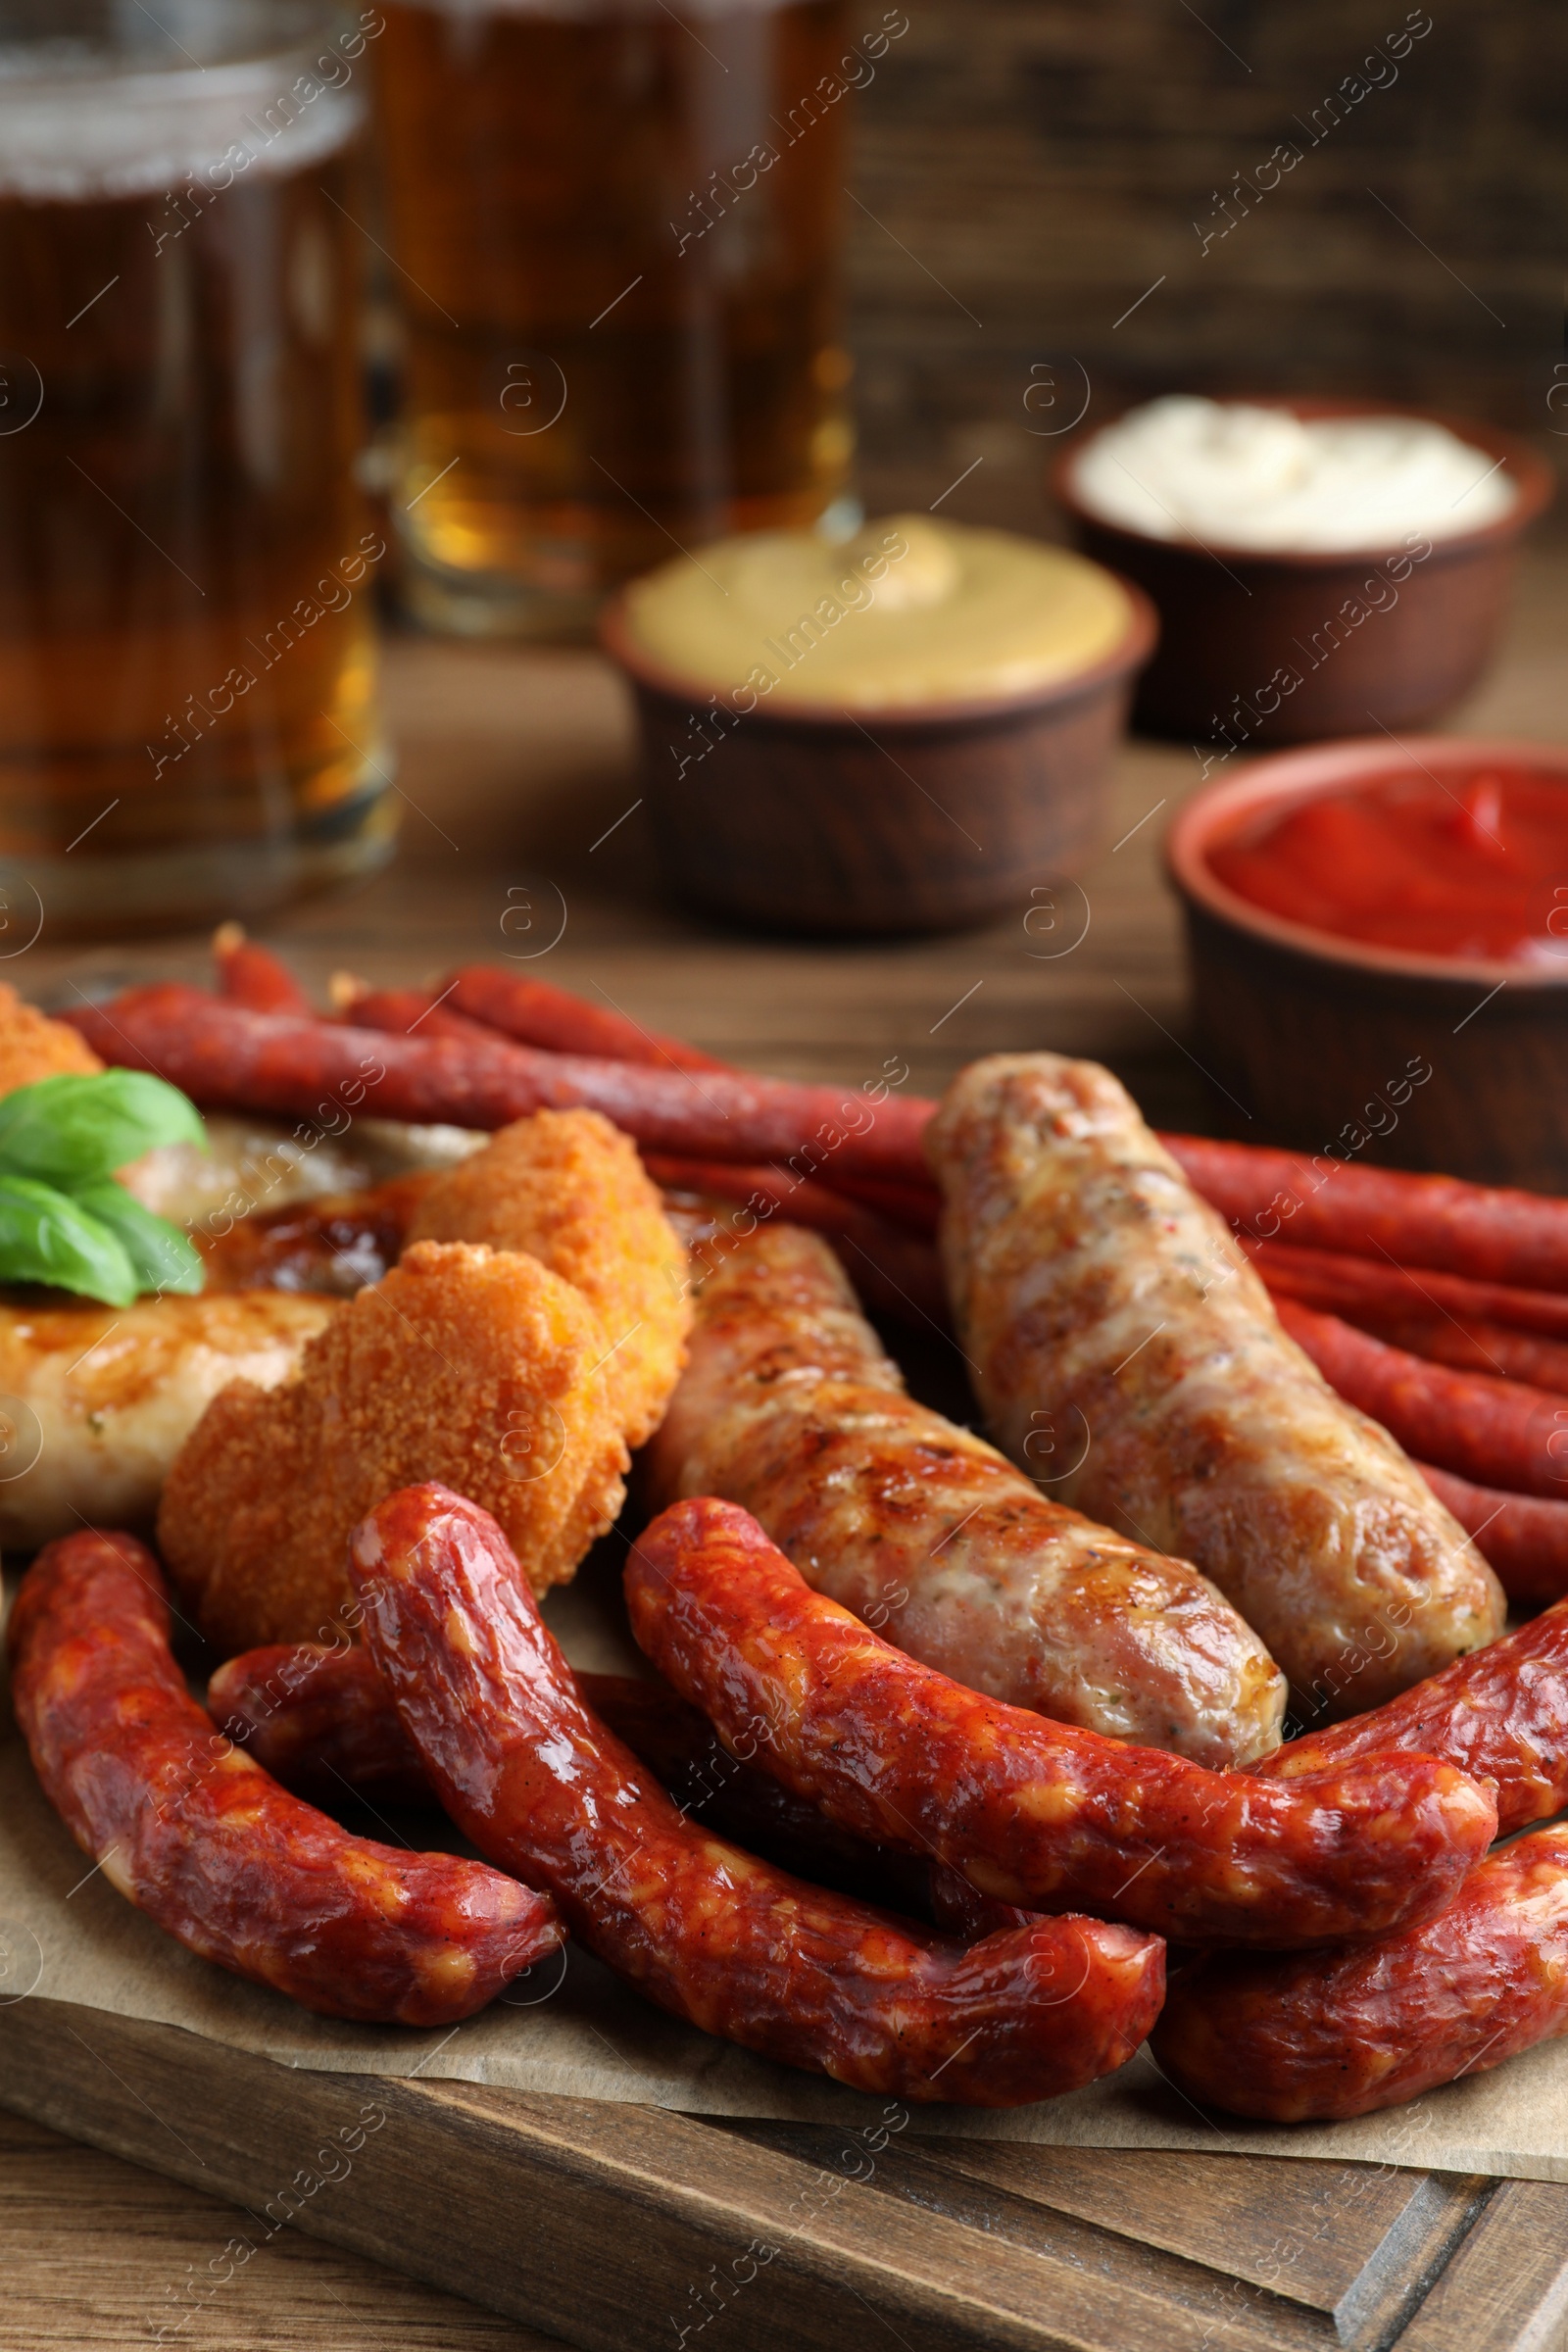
158, 1241, 628, 1652
0, 983, 103, 1096
407, 1106, 690, 1449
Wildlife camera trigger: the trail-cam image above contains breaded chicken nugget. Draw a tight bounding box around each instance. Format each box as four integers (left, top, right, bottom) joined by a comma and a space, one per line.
0, 983, 104, 1094
407, 1107, 690, 1449
158, 1241, 628, 1653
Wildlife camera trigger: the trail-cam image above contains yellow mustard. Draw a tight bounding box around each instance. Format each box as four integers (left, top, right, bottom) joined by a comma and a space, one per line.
618, 514, 1135, 710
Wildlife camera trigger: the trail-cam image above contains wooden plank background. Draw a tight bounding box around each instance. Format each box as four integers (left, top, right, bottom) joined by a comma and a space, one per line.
847, 0, 1568, 527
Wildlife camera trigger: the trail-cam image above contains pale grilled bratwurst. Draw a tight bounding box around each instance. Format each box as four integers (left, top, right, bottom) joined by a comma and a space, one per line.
0, 1291, 336, 1548
644, 1218, 1286, 1767
925, 1054, 1505, 1716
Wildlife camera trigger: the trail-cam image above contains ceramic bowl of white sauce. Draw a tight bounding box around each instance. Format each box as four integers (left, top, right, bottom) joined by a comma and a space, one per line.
1053, 396, 1553, 748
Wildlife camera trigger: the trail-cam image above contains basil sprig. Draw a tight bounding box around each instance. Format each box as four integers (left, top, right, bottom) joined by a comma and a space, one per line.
0, 1071, 208, 1305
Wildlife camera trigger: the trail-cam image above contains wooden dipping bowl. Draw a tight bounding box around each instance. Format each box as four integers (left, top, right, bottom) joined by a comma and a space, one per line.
1167, 736, 1568, 1190
600, 580, 1157, 936
1054, 401, 1554, 746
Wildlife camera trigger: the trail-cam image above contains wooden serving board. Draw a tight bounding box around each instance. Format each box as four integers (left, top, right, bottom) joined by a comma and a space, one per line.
6, 1995, 1568, 2352
8, 596, 1568, 2350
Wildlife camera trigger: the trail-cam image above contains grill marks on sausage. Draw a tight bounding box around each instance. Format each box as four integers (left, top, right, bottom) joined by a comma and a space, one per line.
926, 1054, 1505, 1714
645, 1219, 1286, 1767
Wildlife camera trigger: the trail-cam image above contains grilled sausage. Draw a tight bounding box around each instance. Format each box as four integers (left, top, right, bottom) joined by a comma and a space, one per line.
644, 1219, 1285, 1767
0, 1289, 337, 1549
350, 1483, 1167, 2106
8, 1529, 560, 2024
926, 1054, 1505, 1714
625, 1495, 1497, 1948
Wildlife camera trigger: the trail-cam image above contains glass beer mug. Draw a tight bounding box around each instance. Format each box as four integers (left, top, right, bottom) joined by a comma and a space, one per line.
0, 0, 395, 937
374, 0, 860, 637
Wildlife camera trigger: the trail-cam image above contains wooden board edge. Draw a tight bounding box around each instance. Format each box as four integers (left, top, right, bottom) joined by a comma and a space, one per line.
0, 1998, 1224, 2352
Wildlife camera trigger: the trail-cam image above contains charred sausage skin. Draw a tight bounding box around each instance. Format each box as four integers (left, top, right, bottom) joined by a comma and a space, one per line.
350, 1484, 1166, 2107
925, 1054, 1504, 1714
8, 1530, 560, 2024
645, 1219, 1285, 1767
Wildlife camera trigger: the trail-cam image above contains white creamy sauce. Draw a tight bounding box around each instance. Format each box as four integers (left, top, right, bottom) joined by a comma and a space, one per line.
1071, 395, 1517, 554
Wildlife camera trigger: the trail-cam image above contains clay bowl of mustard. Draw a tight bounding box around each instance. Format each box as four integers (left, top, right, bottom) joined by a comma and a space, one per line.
599, 514, 1157, 935
1168, 736, 1568, 1189
1053, 396, 1553, 745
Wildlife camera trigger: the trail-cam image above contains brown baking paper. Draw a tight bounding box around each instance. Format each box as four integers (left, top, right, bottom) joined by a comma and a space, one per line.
4, 1545, 1565, 2184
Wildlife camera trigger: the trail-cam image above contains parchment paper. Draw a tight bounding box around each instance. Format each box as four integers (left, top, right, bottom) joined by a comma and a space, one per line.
5, 1545, 1566, 2184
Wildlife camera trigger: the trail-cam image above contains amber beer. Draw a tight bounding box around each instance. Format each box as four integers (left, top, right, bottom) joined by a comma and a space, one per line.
376, 0, 863, 635
0, 5, 394, 934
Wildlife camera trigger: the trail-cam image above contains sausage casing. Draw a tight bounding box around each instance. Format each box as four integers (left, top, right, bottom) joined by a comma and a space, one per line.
207, 1641, 432, 1806
925, 1054, 1504, 1713
1252, 1595, 1568, 1833
645, 1219, 1285, 1766
624, 1496, 1496, 1948
209, 1643, 927, 1912
66, 985, 930, 1181
1154, 1826, 1568, 2121
8, 1530, 561, 2024
350, 1483, 1166, 2106
1413, 1459, 1568, 1605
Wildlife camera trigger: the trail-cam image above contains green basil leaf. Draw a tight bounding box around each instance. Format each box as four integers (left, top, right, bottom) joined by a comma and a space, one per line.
72, 1181, 206, 1298
0, 1175, 139, 1305
0, 1070, 207, 1186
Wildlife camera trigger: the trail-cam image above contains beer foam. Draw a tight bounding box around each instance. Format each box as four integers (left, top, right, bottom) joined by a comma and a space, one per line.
0, 53, 365, 201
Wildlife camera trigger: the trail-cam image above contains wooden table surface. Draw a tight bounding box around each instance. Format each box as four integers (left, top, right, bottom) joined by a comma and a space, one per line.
8, 549, 1568, 2351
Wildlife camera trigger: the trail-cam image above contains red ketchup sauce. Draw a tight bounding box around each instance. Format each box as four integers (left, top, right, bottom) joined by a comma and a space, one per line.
1206, 768, 1568, 963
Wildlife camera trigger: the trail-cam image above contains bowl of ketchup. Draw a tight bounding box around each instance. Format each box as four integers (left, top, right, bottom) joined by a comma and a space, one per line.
1167, 737, 1568, 1188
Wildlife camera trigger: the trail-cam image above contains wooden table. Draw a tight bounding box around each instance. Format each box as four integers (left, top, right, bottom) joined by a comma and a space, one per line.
9, 552, 1568, 2352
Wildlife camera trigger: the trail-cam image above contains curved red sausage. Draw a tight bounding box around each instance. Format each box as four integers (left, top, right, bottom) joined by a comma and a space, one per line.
9, 1530, 561, 2026
208, 1642, 432, 1806
1252, 1595, 1568, 1832
208, 1643, 926, 1913
1255, 1251, 1568, 1393
624, 1497, 1497, 1949
1154, 1826, 1568, 2121
443, 977, 940, 1231
349, 1484, 1165, 2106
332, 982, 502, 1047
